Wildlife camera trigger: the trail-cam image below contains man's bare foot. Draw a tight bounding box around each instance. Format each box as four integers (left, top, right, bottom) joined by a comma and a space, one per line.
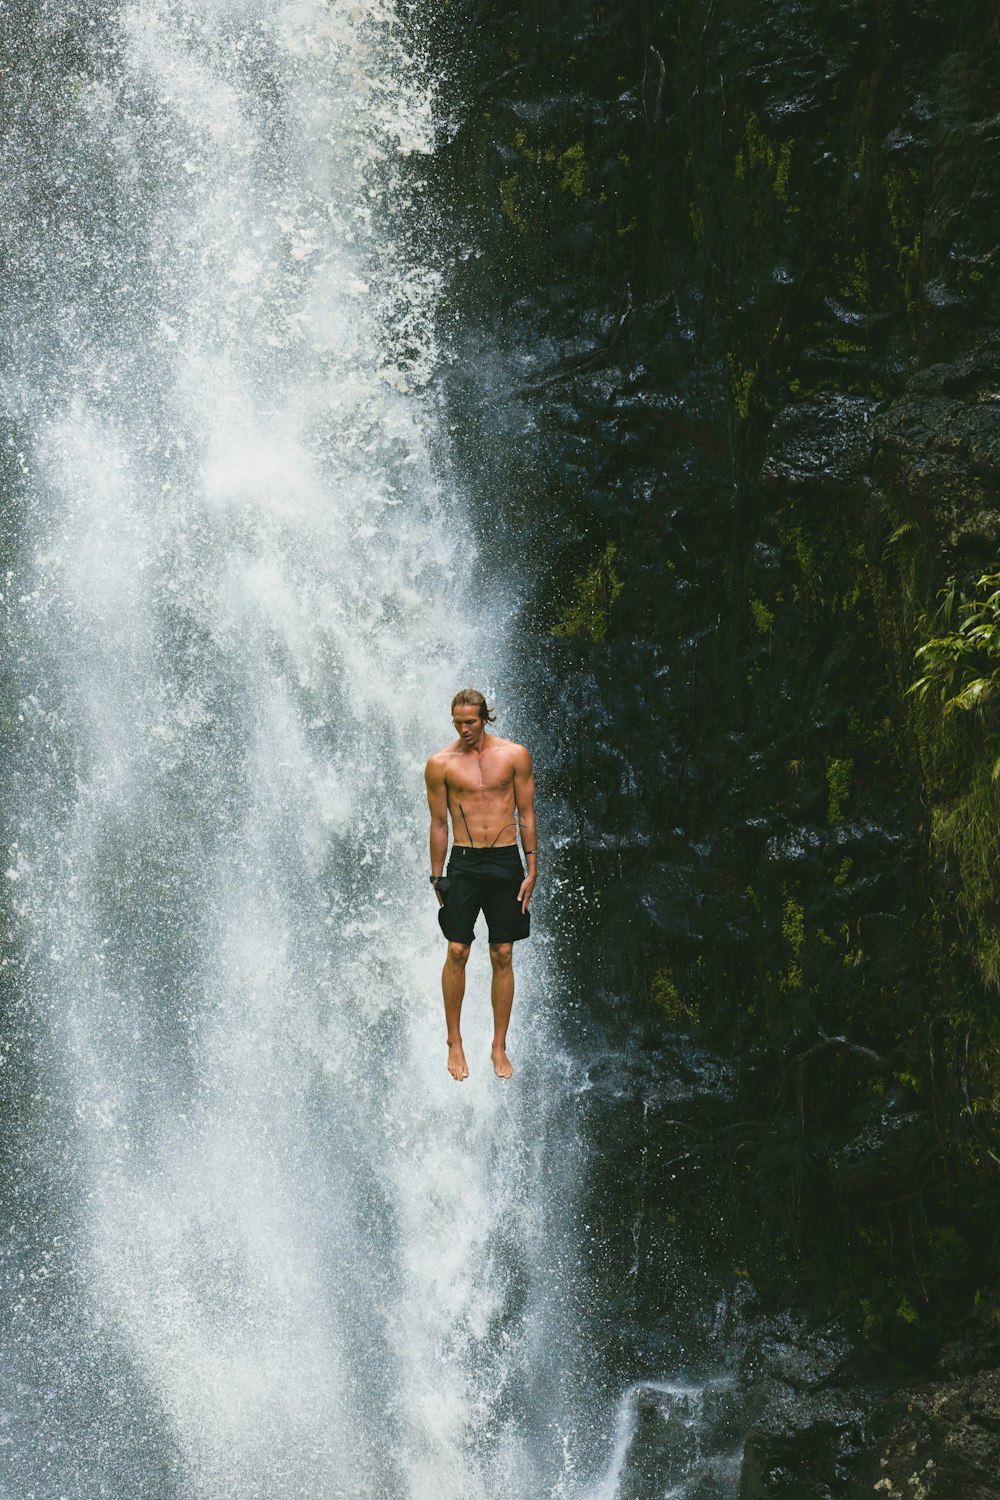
492, 1044, 513, 1079
447, 1041, 469, 1081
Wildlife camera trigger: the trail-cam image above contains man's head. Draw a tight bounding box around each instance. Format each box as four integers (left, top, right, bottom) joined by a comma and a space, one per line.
451, 687, 494, 747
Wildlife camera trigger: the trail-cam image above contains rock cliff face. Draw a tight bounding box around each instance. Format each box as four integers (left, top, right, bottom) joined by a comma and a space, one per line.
843, 1369, 1000, 1500
425, 0, 1000, 1489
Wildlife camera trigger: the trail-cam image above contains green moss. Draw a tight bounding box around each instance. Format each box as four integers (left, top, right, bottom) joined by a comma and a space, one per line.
734, 112, 793, 206
499, 172, 527, 231
885, 164, 924, 312
773, 140, 793, 203
895, 1294, 919, 1325
743, 111, 773, 171
826, 757, 853, 823
651, 962, 699, 1026
788, 523, 816, 581
552, 542, 624, 642
931, 761, 1000, 986
843, 250, 870, 308
727, 355, 758, 420
750, 596, 774, 635
557, 140, 587, 200
780, 892, 805, 990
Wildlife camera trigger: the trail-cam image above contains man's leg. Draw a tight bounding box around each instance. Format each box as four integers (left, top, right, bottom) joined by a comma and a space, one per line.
488, 942, 514, 1079
443, 941, 471, 1080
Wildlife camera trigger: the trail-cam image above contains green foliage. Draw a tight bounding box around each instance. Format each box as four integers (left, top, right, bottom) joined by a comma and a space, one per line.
912, 573, 1000, 713
779, 893, 805, 990
552, 542, 623, 643
650, 962, 699, 1026
830, 336, 866, 355
773, 140, 793, 204
750, 596, 774, 635
826, 757, 853, 823
497, 131, 590, 231
885, 163, 923, 314
841, 249, 870, 309
895, 1293, 919, 1325
499, 172, 526, 231
931, 761, 1000, 986
554, 140, 587, 200
734, 112, 793, 206
727, 354, 757, 420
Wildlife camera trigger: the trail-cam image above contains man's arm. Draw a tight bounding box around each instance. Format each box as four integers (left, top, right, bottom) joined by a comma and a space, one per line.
513, 746, 537, 912
425, 756, 449, 899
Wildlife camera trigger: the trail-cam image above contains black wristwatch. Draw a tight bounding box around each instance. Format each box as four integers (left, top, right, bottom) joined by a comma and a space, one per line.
429, 875, 445, 886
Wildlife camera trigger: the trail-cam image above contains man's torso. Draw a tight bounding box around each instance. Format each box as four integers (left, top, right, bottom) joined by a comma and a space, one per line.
438, 736, 521, 848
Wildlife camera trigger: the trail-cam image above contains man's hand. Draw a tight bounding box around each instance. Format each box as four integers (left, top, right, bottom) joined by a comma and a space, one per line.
517, 872, 536, 914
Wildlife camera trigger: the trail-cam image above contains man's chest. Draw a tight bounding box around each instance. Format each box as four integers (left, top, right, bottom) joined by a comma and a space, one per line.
446, 756, 515, 797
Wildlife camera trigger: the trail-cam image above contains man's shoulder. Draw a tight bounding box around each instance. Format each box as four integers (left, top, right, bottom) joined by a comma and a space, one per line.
425, 739, 461, 771
489, 735, 531, 762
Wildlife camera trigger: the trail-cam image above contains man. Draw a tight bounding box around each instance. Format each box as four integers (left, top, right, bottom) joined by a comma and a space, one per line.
424, 689, 537, 1081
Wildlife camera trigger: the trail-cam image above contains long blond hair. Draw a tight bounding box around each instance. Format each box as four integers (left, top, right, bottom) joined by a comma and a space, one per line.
451, 688, 496, 723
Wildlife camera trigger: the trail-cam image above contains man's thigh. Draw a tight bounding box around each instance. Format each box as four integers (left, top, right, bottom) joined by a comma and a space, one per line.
438, 870, 484, 944
481, 873, 530, 944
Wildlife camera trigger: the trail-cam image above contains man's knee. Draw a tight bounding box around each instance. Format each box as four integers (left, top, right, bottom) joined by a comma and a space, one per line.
489, 942, 513, 970
446, 942, 471, 966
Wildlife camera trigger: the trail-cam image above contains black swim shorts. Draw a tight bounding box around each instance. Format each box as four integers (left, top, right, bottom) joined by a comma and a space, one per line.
437, 845, 531, 945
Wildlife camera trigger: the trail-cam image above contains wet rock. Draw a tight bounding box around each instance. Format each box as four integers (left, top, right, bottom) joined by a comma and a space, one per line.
844, 1371, 1000, 1500
636, 859, 702, 937
937, 1291, 1000, 1376
739, 1311, 850, 1393
436, 0, 1000, 1483
876, 337, 1000, 557
735, 1314, 876, 1498
763, 395, 878, 494
618, 1383, 742, 1499
739, 1418, 867, 1500
827, 1106, 928, 1193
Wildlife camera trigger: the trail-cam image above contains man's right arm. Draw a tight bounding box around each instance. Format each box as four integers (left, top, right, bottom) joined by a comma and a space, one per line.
424, 756, 449, 889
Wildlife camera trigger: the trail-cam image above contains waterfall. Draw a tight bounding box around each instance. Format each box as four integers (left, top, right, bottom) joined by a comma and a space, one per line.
1, 4, 587, 1495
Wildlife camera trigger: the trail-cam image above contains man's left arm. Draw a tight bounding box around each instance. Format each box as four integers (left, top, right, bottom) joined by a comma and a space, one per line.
513, 747, 537, 913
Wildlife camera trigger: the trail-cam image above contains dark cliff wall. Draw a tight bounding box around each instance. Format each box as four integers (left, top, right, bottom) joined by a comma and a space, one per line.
426, 0, 1000, 1418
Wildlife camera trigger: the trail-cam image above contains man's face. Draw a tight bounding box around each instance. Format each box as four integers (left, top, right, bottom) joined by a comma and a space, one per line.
453, 707, 484, 747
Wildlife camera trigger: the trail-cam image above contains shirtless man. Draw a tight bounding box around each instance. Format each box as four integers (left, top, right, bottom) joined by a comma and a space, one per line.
424, 689, 537, 1081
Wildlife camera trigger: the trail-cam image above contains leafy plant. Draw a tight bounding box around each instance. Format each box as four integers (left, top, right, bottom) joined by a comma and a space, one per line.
911, 573, 1000, 713
650, 962, 699, 1026
552, 542, 623, 643
826, 757, 853, 823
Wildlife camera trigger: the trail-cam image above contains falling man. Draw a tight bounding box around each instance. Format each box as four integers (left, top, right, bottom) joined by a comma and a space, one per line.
424, 689, 537, 1080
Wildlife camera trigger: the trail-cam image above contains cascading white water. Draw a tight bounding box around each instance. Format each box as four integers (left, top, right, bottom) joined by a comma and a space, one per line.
1, 5, 591, 1495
